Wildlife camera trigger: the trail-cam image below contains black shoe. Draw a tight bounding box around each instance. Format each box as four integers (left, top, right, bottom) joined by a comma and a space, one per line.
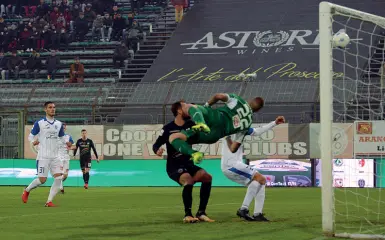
236, 208, 254, 221
252, 213, 269, 222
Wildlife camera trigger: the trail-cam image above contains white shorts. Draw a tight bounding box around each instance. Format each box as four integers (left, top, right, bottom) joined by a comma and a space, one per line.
62, 160, 70, 172
222, 162, 259, 186
36, 159, 63, 178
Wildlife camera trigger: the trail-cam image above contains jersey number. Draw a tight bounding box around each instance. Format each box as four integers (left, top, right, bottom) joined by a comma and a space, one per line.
235, 104, 252, 130
39, 167, 44, 174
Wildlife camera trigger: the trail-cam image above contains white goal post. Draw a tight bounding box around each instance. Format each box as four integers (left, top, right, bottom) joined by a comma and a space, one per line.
320, 1, 385, 239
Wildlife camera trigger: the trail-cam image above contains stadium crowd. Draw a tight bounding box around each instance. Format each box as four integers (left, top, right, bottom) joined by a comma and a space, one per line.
0, 0, 161, 80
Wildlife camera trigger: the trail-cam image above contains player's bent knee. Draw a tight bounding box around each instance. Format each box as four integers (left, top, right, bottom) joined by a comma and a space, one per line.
39, 177, 47, 184
203, 173, 212, 182
253, 173, 266, 185
179, 173, 194, 185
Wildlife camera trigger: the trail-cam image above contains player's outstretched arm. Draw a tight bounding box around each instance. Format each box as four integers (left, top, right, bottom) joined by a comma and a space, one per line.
248, 116, 285, 136
73, 140, 79, 156
205, 93, 229, 107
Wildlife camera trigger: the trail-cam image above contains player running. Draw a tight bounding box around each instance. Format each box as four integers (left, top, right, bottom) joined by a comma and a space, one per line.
153, 101, 214, 223
169, 93, 264, 164
22, 101, 72, 207
73, 129, 99, 189
58, 123, 74, 194
223, 116, 285, 221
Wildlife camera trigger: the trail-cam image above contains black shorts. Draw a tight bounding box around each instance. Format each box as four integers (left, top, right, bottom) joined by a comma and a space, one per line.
80, 157, 92, 169
167, 163, 202, 185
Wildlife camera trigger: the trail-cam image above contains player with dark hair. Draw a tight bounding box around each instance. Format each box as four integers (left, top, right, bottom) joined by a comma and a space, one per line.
22, 101, 72, 207
153, 101, 214, 223
169, 93, 264, 164
74, 129, 99, 189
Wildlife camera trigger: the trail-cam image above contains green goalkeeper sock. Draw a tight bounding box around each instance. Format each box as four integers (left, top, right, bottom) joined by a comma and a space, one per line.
188, 106, 206, 124
171, 138, 196, 156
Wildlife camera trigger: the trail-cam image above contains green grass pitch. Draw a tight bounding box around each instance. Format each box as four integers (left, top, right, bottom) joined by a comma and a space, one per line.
1, 187, 383, 240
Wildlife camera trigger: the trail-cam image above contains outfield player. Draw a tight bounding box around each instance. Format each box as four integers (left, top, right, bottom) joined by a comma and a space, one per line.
59, 123, 74, 194
222, 116, 285, 221
153, 101, 214, 223
73, 129, 99, 189
169, 93, 264, 164
22, 101, 72, 207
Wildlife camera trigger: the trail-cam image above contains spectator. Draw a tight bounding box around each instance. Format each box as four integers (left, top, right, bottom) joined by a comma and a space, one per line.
56, 14, 67, 30
59, 0, 71, 12
91, 14, 103, 41
71, 5, 80, 22
112, 14, 125, 41
23, 5, 37, 18
25, 51, 42, 79
7, 51, 23, 79
110, 5, 120, 18
125, 21, 144, 52
0, 17, 5, 33
63, 8, 73, 31
171, 0, 188, 23
67, 56, 84, 83
50, 25, 60, 50
50, 6, 60, 24
20, 27, 32, 52
41, 25, 51, 50
102, 13, 113, 42
1, 4, 16, 19
130, 0, 140, 13
36, 0, 49, 18
74, 12, 88, 42
46, 50, 60, 80
31, 27, 43, 51
7, 37, 19, 52
59, 27, 70, 51
113, 41, 130, 68
0, 51, 8, 80
84, 4, 96, 25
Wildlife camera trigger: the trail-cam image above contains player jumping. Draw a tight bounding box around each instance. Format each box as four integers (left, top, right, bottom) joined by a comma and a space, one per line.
22, 101, 72, 207
223, 116, 285, 221
153, 101, 214, 223
74, 129, 99, 189
58, 123, 74, 194
169, 93, 264, 164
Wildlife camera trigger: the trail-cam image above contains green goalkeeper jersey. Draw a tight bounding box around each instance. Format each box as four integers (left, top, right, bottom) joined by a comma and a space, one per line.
217, 93, 253, 135
196, 93, 253, 135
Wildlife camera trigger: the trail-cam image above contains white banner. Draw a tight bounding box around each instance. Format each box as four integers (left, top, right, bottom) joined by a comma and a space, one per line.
315, 159, 374, 188
354, 121, 385, 155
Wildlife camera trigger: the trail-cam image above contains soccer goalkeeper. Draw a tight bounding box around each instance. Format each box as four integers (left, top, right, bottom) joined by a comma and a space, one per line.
169, 93, 264, 164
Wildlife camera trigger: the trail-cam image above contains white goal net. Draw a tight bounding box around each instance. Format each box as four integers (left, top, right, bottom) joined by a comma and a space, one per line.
320, 2, 385, 239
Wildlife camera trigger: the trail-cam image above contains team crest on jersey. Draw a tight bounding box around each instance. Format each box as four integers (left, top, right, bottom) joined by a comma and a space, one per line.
232, 115, 240, 128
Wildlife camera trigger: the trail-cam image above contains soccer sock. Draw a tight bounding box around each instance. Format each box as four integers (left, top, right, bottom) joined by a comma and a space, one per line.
171, 138, 196, 156
85, 172, 90, 184
198, 181, 212, 213
254, 185, 266, 215
182, 184, 193, 216
47, 176, 62, 202
60, 177, 66, 190
26, 178, 42, 192
241, 181, 260, 210
188, 106, 206, 124
83, 172, 88, 184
